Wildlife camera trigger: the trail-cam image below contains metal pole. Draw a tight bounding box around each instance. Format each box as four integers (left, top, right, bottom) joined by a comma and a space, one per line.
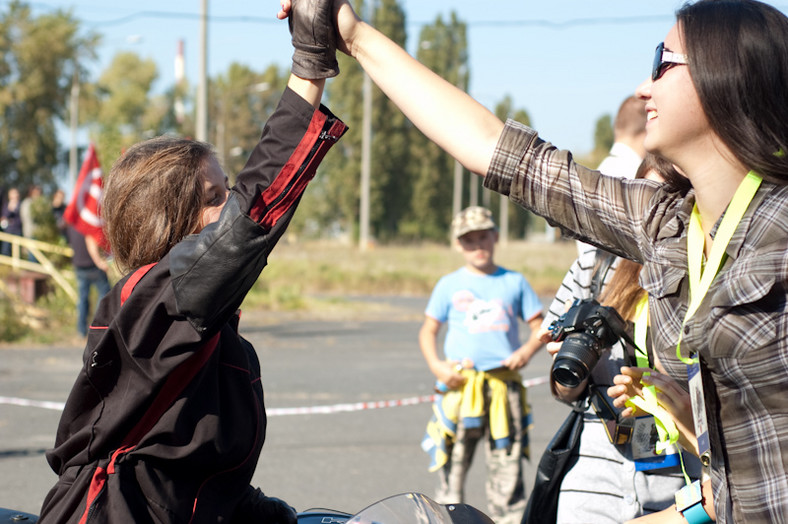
195, 0, 208, 141
359, 0, 375, 251
68, 68, 80, 191
469, 172, 478, 206
499, 194, 509, 247
452, 159, 463, 218
359, 71, 372, 251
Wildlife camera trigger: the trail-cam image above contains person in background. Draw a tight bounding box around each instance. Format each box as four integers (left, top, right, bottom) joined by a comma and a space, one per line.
38, 1, 346, 522
419, 206, 544, 524
19, 185, 42, 240
542, 155, 699, 523
596, 96, 648, 179
51, 189, 67, 239
19, 185, 43, 262
64, 226, 110, 338
324, 0, 788, 520
0, 187, 22, 257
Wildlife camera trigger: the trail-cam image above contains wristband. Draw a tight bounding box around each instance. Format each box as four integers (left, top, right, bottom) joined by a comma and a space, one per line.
682, 501, 713, 524
676, 480, 713, 524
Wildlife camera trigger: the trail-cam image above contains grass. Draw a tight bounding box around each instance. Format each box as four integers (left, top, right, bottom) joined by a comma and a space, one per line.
0, 239, 579, 344
242, 238, 578, 309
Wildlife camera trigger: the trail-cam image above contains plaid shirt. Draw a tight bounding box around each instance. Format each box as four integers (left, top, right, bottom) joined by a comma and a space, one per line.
485, 120, 788, 523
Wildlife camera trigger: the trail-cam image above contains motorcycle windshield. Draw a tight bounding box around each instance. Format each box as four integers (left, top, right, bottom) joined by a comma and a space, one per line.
347, 492, 493, 524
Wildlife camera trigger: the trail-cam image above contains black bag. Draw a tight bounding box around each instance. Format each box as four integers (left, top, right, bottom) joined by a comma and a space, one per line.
521, 400, 585, 524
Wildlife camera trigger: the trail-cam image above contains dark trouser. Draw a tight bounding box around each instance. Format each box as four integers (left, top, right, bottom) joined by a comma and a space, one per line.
75, 266, 110, 336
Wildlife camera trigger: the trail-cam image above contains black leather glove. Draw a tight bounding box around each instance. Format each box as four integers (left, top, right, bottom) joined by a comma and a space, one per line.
288, 0, 339, 79
233, 487, 297, 523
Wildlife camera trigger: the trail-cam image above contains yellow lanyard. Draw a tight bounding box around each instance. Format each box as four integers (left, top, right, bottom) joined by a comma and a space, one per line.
633, 295, 649, 367
629, 296, 680, 453
676, 171, 762, 364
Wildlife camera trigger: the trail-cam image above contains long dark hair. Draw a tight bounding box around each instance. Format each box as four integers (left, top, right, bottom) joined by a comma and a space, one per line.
636, 153, 691, 193
678, 0, 788, 184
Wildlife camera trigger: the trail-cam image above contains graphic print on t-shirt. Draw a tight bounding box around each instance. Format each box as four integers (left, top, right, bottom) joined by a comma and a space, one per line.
452, 289, 510, 334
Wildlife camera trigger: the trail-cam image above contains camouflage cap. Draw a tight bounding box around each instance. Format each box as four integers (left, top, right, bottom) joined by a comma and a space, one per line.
451, 206, 496, 239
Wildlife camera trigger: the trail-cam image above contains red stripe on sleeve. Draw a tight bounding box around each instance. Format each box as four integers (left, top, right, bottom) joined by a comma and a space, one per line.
248, 110, 327, 226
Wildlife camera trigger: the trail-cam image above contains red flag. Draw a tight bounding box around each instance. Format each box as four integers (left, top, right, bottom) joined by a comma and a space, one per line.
64, 143, 108, 250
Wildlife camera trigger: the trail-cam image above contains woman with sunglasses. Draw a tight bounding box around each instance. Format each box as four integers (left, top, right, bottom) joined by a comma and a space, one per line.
282, 0, 788, 521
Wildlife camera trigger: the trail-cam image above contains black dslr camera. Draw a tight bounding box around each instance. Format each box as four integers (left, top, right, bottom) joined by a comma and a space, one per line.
549, 298, 630, 388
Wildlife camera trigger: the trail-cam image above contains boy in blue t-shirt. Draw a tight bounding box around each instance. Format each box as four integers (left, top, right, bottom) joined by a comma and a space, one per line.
419, 206, 544, 524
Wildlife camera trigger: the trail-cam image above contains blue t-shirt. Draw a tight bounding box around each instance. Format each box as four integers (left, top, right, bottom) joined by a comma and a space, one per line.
425, 266, 543, 371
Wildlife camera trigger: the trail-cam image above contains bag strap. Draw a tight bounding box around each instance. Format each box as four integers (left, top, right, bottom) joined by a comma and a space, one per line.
589, 250, 616, 300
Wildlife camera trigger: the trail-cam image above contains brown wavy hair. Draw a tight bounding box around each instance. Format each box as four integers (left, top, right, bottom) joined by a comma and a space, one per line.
102, 137, 215, 272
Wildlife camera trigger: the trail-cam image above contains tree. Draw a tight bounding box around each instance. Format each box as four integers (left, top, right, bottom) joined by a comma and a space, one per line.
586, 113, 614, 168
296, 28, 365, 240
79, 51, 158, 167
367, 0, 412, 242
209, 63, 288, 182
494, 96, 535, 239
0, 1, 97, 191
301, 0, 412, 242
400, 12, 468, 241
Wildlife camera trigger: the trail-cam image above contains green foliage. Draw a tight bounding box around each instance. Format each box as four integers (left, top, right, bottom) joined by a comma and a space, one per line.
0, 0, 605, 247
81, 51, 160, 165
493, 98, 535, 239
0, 1, 97, 190
296, 49, 365, 238
589, 113, 615, 168
0, 264, 75, 343
0, 295, 30, 341
402, 12, 469, 241
209, 63, 288, 182
367, 0, 413, 242
29, 194, 70, 267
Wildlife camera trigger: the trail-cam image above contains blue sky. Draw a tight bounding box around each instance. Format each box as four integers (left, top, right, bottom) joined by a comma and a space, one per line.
24, 1, 788, 153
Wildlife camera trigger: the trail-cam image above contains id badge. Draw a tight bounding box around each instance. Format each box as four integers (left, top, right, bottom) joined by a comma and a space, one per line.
687, 361, 711, 466
631, 415, 681, 471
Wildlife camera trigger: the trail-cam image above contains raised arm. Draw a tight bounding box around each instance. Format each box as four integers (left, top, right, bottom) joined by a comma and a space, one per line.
278, 0, 503, 175
335, 0, 503, 175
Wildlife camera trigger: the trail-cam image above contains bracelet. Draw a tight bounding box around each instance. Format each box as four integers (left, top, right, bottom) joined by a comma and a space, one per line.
681, 500, 713, 524
675, 480, 713, 524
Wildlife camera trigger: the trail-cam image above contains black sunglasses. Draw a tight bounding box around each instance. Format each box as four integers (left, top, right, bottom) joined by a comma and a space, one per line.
652, 42, 689, 81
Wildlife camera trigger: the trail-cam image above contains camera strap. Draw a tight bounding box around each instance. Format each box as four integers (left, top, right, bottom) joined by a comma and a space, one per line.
589, 251, 616, 299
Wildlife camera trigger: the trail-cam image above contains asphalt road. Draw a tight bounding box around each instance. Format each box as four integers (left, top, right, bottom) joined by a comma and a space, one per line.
0, 295, 569, 519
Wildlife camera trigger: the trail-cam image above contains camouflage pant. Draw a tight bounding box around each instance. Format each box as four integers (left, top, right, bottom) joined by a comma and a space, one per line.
433, 381, 527, 524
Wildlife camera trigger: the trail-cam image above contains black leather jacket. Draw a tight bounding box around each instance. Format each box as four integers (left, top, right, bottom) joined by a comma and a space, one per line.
40, 88, 346, 524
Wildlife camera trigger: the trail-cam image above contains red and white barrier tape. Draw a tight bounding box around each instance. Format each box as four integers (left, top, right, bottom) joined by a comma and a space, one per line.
0, 375, 550, 416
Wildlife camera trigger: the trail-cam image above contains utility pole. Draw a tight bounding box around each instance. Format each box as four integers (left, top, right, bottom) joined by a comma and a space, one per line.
499, 195, 509, 247
359, 0, 376, 251
451, 65, 468, 220
452, 160, 463, 218
359, 72, 372, 251
68, 67, 80, 191
195, 0, 208, 141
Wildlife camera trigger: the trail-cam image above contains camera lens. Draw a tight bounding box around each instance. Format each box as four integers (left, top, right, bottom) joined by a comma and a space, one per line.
552, 332, 601, 388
